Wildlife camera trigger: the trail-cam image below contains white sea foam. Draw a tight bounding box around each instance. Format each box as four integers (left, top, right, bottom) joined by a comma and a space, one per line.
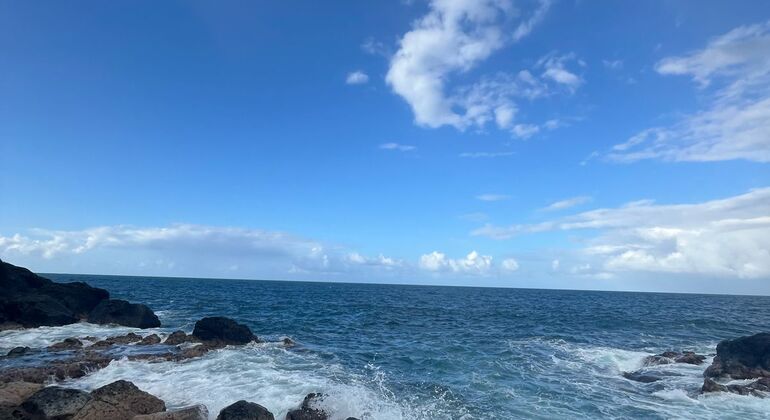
0, 322, 171, 353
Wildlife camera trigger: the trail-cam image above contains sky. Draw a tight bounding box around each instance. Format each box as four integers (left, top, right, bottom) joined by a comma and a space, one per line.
1, 0, 769, 294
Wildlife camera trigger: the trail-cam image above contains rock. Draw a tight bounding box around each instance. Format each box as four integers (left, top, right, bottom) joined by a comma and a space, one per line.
622, 371, 662, 383
6, 346, 33, 357
0, 352, 114, 383
21, 386, 91, 419
90, 333, 143, 348
192, 317, 256, 345
674, 351, 706, 365
704, 333, 770, 379
285, 393, 328, 420
37, 281, 109, 318
642, 355, 673, 367
2, 294, 79, 327
74, 380, 165, 420
134, 404, 208, 420
702, 378, 728, 393
163, 331, 191, 345
216, 400, 274, 420
281, 337, 296, 348
139, 334, 162, 345
0, 382, 43, 406
88, 299, 161, 329
48, 337, 84, 351
643, 351, 706, 367
702, 377, 770, 396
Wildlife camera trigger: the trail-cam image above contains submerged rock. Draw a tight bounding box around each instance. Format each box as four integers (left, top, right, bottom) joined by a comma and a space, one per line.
48, 337, 84, 351
286, 393, 329, 420
74, 380, 165, 420
0, 381, 43, 406
622, 371, 662, 383
88, 299, 161, 329
192, 317, 256, 345
216, 400, 274, 420
135, 404, 208, 420
5, 346, 33, 357
22, 386, 92, 419
704, 333, 770, 379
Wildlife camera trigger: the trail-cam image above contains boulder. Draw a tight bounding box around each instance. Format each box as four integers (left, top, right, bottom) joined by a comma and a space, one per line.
216, 400, 274, 420
192, 317, 256, 345
642, 351, 706, 367
21, 386, 91, 419
74, 380, 165, 420
701, 378, 728, 393
48, 337, 84, 351
139, 334, 162, 345
0, 382, 43, 406
6, 346, 33, 357
88, 299, 161, 329
163, 331, 191, 345
285, 393, 328, 420
37, 281, 109, 317
704, 333, 770, 379
134, 404, 208, 420
1, 294, 79, 327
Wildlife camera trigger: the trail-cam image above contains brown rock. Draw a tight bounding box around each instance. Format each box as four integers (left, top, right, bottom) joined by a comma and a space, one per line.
74, 380, 165, 420
22, 386, 92, 419
0, 382, 43, 406
216, 400, 273, 420
139, 334, 161, 345
134, 404, 209, 420
48, 337, 84, 351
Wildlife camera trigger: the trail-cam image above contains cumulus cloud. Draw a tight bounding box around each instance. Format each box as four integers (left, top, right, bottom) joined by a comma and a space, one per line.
609, 21, 770, 163
538, 52, 583, 91
379, 142, 416, 152
501, 258, 519, 271
385, 0, 575, 137
543, 195, 591, 211
472, 187, 770, 279
476, 193, 510, 202
346, 70, 370, 85
419, 250, 494, 275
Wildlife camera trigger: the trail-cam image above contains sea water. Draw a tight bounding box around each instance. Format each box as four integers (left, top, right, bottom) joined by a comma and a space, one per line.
2, 274, 770, 419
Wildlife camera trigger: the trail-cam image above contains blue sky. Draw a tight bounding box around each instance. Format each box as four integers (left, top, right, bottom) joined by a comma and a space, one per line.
1, 0, 769, 294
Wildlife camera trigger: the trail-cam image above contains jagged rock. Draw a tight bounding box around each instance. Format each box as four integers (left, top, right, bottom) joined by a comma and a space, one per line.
0, 352, 113, 383
88, 299, 161, 329
702, 378, 728, 393
163, 331, 191, 345
642, 355, 673, 367
704, 333, 770, 379
134, 404, 208, 420
0, 382, 43, 406
622, 371, 662, 383
643, 351, 706, 367
216, 400, 274, 420
674, 352, 706, 365
281, 337, 296, 348
6, 346, 33, 357
48, 337, 84, 351
90, 332, 143, 348
74, 380, 165, 420
702, 377, 770, 396
21, 386, 91, 419
139, 334, 162, 345
285, 393, 329, 420
192, 317, 256, 345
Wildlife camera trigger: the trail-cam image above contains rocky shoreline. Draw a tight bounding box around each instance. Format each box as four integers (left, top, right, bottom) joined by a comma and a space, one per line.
3, 258, 770, 418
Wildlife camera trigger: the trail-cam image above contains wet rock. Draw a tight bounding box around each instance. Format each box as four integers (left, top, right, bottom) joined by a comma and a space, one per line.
701, 378, 728, 393
88, 299, 161, 329
21, 386, 91, 419
674, 352, 706, 365
643, 351, 706, 367
74, 380, 165, 420
0, 352, 113, 383
5, 347, 33, 357
285, 393, 329, 420
163, 331, 191, 345
622, 371, 662, 383
0, 382, 43, 406
281, 337, 296, 348
704, 333, 770, 379
216, 400, 274, 420
139, 334, 162, 345
192, 317, 256, 345
90, 333, 143, 348
48, 337, 84, 351
702, 377, 770, 396
37, 281, 109, 318
134, 404, 209, 420
642, 355, 673, 367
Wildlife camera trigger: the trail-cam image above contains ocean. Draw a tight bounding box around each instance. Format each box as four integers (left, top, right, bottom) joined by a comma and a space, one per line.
2, 274, 770, 419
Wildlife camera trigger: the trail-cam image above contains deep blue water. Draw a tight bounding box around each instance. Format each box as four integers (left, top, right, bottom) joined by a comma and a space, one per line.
7, 274, 770, 419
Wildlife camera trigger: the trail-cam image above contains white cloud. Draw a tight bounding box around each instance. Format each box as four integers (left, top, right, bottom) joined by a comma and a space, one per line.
476, 193, 510, 202
538, 52, 583, 91
419, 250, 494, 275
385, 0, 568, 135
610, 21, 770, 163
379, 142, 416, 152
361, 38, 389, 57
543, 195, 591, 211
346, 70, 370, 85
512, 123, 540, 139
602, 59, 623, 70
551, 259, 560, 271
458, 151, 514, 158
501, 258, 519, 271
472, 187, 770, 279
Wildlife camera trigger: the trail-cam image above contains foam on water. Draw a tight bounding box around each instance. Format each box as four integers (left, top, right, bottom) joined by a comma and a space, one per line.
0, 322, 170, 353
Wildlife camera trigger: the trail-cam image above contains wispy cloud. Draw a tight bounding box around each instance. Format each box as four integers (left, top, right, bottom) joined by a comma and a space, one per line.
543, 195, 592, 211
346, 70, 369, 85
609, 21, 770, 163
476, 193, 510, 202
379, 142, 416, 152
602, 59, 623, 70
473, 187, 770, 279
458, 151, 514, 158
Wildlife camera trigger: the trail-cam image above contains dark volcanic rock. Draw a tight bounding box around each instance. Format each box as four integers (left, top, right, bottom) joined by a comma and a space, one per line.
2, 294, 79, 328
6, 346, 33, 357
38, 281, 109, 317
702, 377, 770, 396
22, 386, 91, 419
675, 352, 706, 365
163, 331, 193, 345
622, 371, 662, 383
702, 378, 728, 393
0, 352, 113, 383
285, 393, 329, 420
0, 381, 43, 406
192, 317, 256, 345
75, 380, 165, 420
139, 334, 162, 345
135, 404, 209, 420
88, 299, 161, 329
48, 337, 84, 351
216, 400, 274, 420
643, 351, 706, 367
704, 333, 770, 379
